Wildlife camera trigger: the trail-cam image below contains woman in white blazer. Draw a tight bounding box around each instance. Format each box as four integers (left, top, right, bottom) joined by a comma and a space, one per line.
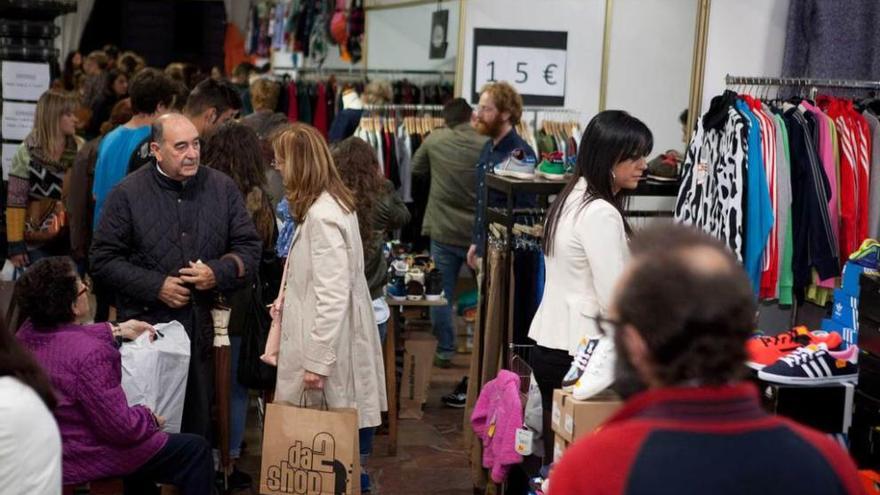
528, 110, 652, 460
271, 123, 387, 432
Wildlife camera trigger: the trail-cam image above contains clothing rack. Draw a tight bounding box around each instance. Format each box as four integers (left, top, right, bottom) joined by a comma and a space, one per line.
364, 104, 444, 112
725, 75, 880, 91
273, 66, 456, 79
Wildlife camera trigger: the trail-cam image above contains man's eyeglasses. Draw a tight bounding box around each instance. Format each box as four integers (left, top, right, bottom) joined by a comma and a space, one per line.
586, 314, 624, 336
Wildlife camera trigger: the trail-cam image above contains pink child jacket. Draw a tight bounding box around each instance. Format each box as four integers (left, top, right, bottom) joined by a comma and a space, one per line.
470, 369, 523, 483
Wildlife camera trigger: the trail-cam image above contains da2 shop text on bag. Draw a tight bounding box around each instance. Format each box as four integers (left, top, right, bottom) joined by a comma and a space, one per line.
264, 433, 351, 494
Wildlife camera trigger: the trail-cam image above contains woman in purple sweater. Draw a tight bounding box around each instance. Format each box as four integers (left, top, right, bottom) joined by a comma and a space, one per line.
15, 257, 214, 494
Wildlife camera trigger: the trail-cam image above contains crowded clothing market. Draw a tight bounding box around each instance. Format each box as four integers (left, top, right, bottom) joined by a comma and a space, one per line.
1, 0, 879, 494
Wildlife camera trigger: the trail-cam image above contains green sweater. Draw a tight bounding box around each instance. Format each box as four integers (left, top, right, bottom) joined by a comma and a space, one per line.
412, 123, 488, 248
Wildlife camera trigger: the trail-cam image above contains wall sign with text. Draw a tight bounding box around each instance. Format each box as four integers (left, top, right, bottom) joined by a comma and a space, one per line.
471, 28, 567, 106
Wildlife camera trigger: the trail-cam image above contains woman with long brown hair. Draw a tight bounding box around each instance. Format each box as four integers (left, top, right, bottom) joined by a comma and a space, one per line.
6, 89, 82, 269
331, 136, 409, 492
270, 123, 386, 446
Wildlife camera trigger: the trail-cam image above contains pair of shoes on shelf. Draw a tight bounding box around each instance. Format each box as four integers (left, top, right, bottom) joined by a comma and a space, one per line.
748, 327, 858, 384
561, 334, 615, 400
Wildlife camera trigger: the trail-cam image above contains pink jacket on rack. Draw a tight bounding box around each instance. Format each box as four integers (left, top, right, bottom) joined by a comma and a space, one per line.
470, 369, 523, 483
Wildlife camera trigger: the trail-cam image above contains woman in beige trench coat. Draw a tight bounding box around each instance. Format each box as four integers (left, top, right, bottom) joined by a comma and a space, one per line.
271, 123, 387, 431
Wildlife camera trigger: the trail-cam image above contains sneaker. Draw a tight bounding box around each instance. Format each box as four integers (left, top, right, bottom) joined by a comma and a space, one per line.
442, 376, 468, 408
561, 337, 600, 391
646, 150, 682, 182
494, 149, 537, 179
536, 152, 566, 181
757, 343, 859, 385
406, 280, 424, 301
390, 259, 409, 276
386, 275, 407, 301
434, 355, 452, 369
849, 238, 880, 268
746, 326, 842, 370
571, 336, 615, 400
405, 267, 425, 285
425, 269, 443, 301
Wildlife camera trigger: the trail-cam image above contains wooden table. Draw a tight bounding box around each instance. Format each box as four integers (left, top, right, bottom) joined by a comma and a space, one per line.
383, 296, 447, 456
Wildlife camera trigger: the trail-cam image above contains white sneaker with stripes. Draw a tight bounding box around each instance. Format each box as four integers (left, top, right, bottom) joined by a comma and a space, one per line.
757, 343, 859, 385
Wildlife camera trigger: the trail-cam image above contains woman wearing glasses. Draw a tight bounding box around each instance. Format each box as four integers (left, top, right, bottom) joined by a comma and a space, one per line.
15, 257, 214, 493
528, 111, 652, 463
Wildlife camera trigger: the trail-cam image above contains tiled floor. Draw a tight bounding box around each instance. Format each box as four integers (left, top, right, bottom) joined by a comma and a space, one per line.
235, 354, 474, 495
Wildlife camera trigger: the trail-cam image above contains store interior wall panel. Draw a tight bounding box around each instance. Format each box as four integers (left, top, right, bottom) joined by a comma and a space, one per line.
365, 0, 458, 72
605, 0, 697, 154
460, 0, 605, 117
701, 0, 789, 113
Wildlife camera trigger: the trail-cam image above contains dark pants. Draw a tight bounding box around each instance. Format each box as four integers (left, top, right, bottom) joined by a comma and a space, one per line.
123, 433, 215, 495
530, 345, 572, 463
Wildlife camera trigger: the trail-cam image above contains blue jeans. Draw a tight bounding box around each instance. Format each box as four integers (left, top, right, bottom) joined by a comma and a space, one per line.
229, 336, 248, 459
429, 241, 469, 359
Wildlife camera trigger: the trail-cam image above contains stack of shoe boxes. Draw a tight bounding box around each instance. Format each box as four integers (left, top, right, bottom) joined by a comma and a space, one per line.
550, 389, 621, 462
822, 261, 878, 347
850, 273, 880, 468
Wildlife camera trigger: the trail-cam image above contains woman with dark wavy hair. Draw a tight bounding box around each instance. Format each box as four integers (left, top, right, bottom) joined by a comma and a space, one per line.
331, 136, 409, 492
203, 121, 277, 489
15, 257, 214, 493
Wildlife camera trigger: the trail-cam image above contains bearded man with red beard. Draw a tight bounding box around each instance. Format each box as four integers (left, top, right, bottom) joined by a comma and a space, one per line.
467, 82, 537, 271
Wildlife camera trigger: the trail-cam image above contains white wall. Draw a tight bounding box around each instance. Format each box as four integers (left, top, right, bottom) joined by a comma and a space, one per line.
460, 0, 606, 124
701, 0, 789, 112
366, 1, 459, 72
605, 0, 697, 154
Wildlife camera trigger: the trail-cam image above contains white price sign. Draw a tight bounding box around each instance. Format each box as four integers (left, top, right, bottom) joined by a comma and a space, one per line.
471, 28, 568, 106
2, 101, 36, 141
475, 46, 566, 98
2, 143, 18, 180
2, 61, 50, 101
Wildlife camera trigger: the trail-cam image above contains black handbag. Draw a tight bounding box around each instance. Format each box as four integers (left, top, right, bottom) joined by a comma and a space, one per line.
237, 276, 277, 390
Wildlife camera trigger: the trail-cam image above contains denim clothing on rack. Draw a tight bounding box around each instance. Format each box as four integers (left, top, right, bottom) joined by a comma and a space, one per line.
512, 248, 542, 347
430, 240, 470, 359
472, 129, 536, 257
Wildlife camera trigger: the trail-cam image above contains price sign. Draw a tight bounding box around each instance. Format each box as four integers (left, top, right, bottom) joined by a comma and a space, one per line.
2, 101, 36, 141
2, 61, 50, 102
471, 28, 567, 106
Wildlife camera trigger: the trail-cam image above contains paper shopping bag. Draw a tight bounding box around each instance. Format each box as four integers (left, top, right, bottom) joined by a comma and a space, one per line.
260, 400, 361, 495
120, 321, 190, 433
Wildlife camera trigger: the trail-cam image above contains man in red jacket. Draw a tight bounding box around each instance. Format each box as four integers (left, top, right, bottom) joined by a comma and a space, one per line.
550, 224, 863, 495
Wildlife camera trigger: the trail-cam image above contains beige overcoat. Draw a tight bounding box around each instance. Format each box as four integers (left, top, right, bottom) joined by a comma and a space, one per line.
274, 192, 387, 428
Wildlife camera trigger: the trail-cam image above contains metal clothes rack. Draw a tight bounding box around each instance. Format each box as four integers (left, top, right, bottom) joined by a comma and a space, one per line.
273, 66, 456, 79
725, 75, 880, 91
725, 74, 880, 99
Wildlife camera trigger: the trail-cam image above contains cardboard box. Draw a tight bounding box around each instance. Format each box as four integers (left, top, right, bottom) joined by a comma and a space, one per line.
843, 262, 878, 297
552, 389, 622, 442
551, 389, 565, 433
399, 331, 437, 419
833, 289, 860, 331
553, 433, 569, 463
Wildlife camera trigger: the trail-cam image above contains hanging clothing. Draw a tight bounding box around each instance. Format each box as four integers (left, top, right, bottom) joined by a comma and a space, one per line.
783, 107, 839, 302
675, 91, 748, 261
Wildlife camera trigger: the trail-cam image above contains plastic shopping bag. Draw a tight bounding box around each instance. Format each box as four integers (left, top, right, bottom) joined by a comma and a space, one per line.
120, 321, 191, 433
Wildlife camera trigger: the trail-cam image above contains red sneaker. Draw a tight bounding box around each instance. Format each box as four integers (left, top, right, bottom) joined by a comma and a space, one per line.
746, 326, 842, 370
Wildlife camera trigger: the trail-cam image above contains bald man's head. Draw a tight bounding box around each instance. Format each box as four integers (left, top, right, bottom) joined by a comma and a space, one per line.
611, 223, 755, 388
149, 113, 201, 181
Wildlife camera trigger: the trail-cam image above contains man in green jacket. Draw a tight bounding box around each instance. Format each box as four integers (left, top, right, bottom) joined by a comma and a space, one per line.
412, 98, 488, 368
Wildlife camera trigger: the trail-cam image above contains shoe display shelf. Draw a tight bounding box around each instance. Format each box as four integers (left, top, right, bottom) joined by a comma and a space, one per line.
382, 294, 447, 456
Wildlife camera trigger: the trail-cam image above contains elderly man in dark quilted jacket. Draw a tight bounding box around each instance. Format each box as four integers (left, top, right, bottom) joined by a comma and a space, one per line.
90, 113, 262, 439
